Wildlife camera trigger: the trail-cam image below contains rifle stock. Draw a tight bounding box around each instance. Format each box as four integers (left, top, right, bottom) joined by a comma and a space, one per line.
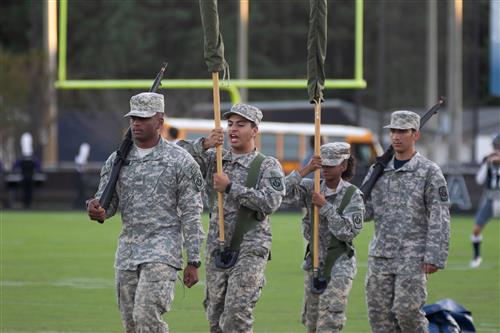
97, 63, 167, 223
360, 97, 445, 199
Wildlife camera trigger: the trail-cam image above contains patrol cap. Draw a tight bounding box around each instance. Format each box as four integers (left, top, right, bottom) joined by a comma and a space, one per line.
124, 92, 164, 118
223, 103, 263, 126
383, 110, 420, 130
320, 142, 351, 166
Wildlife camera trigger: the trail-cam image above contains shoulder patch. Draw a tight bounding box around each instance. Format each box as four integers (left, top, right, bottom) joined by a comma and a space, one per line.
186, 163, 204, 192
438, 186, 448, 202
353, 213, 363, 229
270, 177, 284, 191
194, 173, 203, 192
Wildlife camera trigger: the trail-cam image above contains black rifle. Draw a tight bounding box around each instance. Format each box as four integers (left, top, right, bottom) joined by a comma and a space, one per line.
97, 63, 167, 223
360, 97, 445, 199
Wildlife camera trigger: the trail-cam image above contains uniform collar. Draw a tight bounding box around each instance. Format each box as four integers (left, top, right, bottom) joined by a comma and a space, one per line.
321, 178, 347, 196
128, 137, 166, 161
223, 149, 259, 168
385, 151, 422, 172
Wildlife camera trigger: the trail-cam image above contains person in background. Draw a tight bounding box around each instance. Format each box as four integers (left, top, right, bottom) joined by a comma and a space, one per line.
13, 132, 41, 208
0, 159, 7, 208
74, 142, 91, 209
166, 126, 180, 143
470, 133, 500, 268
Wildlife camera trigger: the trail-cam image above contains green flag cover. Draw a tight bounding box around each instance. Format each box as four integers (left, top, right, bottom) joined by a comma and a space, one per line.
199, 0, 228, 73
307, 0, 327, 103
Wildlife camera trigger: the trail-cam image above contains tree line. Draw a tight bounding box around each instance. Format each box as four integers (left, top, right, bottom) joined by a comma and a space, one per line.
0, 0, 497, 161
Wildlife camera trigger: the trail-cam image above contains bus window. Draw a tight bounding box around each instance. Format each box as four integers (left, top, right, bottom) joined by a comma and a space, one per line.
351, 143, 376, 166
349, 143, 377, 186
284, 134, 300, 160
185, 131, 207, 141
260, 133, 276, 156
324, 136, 343, 144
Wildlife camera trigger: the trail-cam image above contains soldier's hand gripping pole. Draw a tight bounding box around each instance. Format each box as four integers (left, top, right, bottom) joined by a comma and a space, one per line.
211, 72, 225, 252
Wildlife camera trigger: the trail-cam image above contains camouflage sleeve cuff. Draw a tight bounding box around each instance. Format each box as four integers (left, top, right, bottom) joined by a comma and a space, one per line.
319, 202, 335, 217
193, 137, 209, 156
187, 254, 201, 263
424, 255, 445, 269
228, 182, 245, 198
286, 170, 303, 186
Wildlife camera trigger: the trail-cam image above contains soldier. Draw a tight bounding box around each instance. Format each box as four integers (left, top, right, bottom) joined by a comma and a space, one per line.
177, 103, 285, 333
470, 132, 500, 268
283, 142, 364, 333
86, 92, 204, 333
363, 110, 451, 333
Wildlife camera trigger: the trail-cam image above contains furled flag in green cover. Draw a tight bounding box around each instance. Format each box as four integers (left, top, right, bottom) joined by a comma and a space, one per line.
307, 0, 327, 103
199, 0, 229, 74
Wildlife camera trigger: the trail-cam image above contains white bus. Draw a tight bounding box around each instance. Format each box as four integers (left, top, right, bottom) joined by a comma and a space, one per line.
163, 118, 382, 183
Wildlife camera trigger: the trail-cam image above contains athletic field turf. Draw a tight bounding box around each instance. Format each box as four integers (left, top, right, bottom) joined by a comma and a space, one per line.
1, 211, 498, 332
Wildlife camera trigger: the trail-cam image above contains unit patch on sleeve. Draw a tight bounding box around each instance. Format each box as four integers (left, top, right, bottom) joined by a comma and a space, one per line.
353, 213, 363, 229
270, 177, 283, 191
194, 173, 204, 192
438, 186, 448, 202
266, 169, 284, 191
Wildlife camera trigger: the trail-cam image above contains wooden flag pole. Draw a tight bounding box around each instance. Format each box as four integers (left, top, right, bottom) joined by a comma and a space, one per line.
212, 71, 225, 250
313, 100, 321, 276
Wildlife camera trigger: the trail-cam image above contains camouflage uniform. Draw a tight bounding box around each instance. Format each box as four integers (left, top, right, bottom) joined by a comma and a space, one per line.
178, 103, 285, 333
95, 92, 204, 333
283, 143, 365, 333
363, 111, 451, 333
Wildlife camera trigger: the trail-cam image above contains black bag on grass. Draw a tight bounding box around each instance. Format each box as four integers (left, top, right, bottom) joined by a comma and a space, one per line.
423, 299, 476, 333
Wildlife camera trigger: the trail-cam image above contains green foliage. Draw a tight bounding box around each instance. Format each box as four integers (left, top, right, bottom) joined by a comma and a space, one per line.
0, 0, 498, 145
0, 49, 47, 158
0, 0, 33, 52
1, 211, 499, 332
67, 0, 207, 79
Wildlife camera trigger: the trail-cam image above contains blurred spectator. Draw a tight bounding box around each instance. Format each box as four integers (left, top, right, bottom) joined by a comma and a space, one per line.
12, 133, 41, 208
0, 159, 7, 208
74, 142, 91, 209
470, 133, 500, 268
166, 126, 179, 143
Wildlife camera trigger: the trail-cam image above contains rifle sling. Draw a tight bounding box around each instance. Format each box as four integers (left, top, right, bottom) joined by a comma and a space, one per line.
307, 184, 357, 279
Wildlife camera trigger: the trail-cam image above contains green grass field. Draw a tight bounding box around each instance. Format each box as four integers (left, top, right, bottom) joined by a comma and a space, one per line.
1, 211, 499, 333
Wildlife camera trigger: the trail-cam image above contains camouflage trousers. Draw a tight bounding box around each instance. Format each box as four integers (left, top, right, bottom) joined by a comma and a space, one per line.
301, 272, 353, 333
365, 256, 428, 333
116, 263, 177, 333
204, 247, 269, 333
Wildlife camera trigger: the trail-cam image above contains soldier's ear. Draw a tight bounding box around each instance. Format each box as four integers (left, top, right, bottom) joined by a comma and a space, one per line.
341, 160, 348, 171
414, 130, 420, 141
251, 125, 259, 138
156, 115, 164, 130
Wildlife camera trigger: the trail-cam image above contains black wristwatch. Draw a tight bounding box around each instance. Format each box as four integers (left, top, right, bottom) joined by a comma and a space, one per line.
225, 182, 232, 194
188, 261, 201, 268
